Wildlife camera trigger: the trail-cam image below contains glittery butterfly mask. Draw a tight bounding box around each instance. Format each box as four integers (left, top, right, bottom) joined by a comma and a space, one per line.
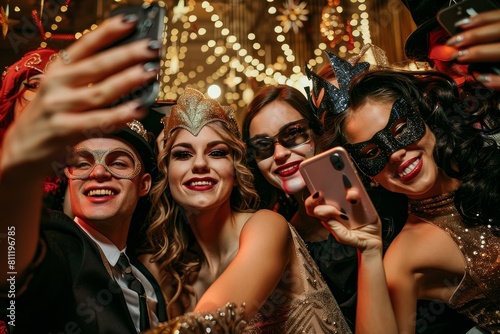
305, 51, 369, 118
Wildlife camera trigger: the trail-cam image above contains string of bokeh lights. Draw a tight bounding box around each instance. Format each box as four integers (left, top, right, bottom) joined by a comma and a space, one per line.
25, 0, 372, 107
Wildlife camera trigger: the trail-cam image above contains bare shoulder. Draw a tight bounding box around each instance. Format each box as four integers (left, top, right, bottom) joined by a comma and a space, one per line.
242, 209, 289, 234
384, 215, 465, 275
239, 209, 291, 251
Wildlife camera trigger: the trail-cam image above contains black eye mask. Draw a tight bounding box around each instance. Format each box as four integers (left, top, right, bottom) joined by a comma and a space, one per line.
344, 97, 426, 176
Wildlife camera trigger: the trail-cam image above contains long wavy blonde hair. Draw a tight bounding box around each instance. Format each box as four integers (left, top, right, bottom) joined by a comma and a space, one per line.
146, 121, 259, 318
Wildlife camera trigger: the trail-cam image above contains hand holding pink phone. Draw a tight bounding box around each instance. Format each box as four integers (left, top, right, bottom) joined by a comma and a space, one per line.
299, 146, 378, 229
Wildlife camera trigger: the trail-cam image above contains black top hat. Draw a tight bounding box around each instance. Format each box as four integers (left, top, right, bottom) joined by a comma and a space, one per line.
402, 0, 451, 61
114, 120, 157, 178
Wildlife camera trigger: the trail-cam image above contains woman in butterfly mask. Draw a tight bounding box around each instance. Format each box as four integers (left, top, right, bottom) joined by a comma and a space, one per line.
305, 68, 500, 333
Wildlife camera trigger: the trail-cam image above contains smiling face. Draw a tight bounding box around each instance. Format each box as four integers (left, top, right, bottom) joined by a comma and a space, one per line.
167, 125, 236, 213
344, 99, 444, 199
68, 137, 151, 225
248, 100, 315, 195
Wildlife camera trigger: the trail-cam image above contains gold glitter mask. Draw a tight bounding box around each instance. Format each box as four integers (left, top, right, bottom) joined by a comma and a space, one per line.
162, 88, 240, 139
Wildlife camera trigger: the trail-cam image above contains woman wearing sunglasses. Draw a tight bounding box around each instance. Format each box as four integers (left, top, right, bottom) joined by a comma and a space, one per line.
305, 69, 500, 333
241, 85, 349, 330
242, 83, 409, 330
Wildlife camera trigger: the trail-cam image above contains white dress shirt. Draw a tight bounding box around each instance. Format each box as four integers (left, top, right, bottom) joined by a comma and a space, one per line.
76, 219, 159, 332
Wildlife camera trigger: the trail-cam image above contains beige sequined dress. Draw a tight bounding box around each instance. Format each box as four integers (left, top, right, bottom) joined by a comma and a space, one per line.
147, 224, 351, 334
409, 192, 500, 333
244, 224, 351, 334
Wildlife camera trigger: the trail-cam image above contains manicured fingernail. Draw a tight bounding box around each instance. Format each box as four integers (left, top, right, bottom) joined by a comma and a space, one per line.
122, 14, 138, 23
340, 214, 349, 220
457, 49, 469, 57
143, 61, 160, 72
148, 40, 161, 51
312, 192, 319, 199
454, 18, 470, 26
446, 34, 463, 46
476, 74, 491, 83
451, 49, 469, 60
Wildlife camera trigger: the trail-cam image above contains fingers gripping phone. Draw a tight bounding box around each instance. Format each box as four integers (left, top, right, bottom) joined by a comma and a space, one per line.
437, 0, 500, 75
437, 0, 499, 36
109, 2, 167, 107
299, 147, 378, 229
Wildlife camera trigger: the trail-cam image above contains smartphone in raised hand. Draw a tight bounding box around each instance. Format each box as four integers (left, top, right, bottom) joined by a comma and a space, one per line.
437, 0, 500, 75
299, 146, 378, 229
108, 2, 167, 107
437, 0, 499, 36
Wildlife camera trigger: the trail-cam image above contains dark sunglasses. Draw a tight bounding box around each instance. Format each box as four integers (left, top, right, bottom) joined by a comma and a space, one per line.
247, 119, 311, 160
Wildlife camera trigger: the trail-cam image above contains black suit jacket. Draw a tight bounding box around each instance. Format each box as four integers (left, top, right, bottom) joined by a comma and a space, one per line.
1, 210, 167, 334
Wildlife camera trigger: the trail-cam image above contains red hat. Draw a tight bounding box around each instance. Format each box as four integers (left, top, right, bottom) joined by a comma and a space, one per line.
0, 48, 59, 130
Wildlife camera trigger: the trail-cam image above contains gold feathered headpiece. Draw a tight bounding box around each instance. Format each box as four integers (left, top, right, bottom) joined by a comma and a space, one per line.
162, 88, 240, 139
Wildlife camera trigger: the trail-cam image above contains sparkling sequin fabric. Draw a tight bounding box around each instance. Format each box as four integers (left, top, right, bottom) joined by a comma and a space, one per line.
409, 192, 500, 332
146, 303, 247, 334
305, 51, 369, 117
244, 224, 351, 334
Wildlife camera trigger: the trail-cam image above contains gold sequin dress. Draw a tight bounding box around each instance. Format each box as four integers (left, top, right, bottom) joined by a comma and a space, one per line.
145, 224, 351, 334
244, 224, 352, 334
409, 192, 500, 333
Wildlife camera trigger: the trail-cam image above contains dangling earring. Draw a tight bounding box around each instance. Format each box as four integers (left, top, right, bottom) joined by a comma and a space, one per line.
370, 178, 379, 188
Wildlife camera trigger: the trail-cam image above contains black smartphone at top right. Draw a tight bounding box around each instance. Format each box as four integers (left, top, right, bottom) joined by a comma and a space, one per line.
437, 0, 499, 36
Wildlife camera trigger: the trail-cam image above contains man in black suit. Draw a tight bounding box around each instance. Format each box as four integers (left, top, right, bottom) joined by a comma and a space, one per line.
1, 120, 167, 333
0, 13, 168, 332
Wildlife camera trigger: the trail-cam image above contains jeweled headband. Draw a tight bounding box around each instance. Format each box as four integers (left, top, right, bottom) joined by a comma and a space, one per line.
305, 50, 369, 117
162, 87, 240, 139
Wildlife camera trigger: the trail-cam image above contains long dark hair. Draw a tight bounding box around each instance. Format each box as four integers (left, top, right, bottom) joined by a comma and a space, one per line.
242, 85, 322, 218
328, 70, 500, 232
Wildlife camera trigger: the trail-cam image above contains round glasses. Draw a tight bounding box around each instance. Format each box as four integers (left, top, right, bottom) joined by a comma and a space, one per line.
64, 147, 142, 180
247, 119, 312, 160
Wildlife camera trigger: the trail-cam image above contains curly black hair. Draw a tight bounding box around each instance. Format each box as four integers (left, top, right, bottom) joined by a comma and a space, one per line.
327, 70, 500, 233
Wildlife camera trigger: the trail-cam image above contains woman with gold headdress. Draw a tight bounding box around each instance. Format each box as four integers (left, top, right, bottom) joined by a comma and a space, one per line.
141, 88, 351, 333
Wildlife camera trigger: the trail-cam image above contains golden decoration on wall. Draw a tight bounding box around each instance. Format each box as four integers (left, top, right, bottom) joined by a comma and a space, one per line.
277, 0, 309, 34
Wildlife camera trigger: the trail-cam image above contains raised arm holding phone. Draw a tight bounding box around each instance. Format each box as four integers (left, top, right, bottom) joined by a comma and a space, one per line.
305, 63, 500, 333
0, 11, 167, 333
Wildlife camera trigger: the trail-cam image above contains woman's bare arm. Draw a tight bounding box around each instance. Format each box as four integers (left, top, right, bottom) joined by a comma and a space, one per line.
193, 209, 291, 320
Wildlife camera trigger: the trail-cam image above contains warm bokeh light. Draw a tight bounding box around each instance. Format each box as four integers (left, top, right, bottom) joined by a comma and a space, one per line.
207, 85, 222, 99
